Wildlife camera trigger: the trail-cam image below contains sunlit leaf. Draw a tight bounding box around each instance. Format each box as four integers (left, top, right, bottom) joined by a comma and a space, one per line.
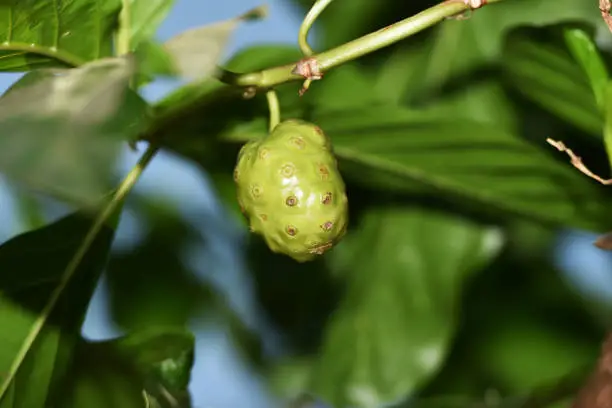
307, 207, 502, 408
128, 0, 176, 50
0, 0, 121, 70
563, 26, 609, 109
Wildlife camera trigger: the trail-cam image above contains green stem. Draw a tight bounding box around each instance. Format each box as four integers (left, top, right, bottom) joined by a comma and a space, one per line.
266, 89, 280, 131
221, 0, 503, 89
0, 43, 83, 67
117, 0, 132, 56
298, 0, 334, 56
0, 145, 159, 400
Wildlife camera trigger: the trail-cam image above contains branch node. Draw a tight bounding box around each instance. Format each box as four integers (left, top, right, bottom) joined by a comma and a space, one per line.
292, 57, 323, 96
445, 0, 487, 20
600, 0, 612, 33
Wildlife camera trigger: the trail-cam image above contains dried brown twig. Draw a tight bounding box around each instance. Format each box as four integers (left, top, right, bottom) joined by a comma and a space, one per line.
601, 0, 612, 33
546, 138, 612, 185
572, 332, 612, 408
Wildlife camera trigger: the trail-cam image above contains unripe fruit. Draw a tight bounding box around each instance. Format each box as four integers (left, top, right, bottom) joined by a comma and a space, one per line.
234, 119, 348, 262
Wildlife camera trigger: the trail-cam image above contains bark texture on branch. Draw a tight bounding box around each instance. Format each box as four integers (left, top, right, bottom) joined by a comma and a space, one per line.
572, 333, 612, 408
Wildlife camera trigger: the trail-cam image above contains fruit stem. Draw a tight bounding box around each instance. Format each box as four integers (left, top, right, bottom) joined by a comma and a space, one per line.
298, 0, 334, 56
266, 89, 280, 131
220, 0, 502, 90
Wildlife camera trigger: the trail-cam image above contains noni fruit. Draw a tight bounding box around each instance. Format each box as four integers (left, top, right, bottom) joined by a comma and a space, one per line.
234, 119, 348, 262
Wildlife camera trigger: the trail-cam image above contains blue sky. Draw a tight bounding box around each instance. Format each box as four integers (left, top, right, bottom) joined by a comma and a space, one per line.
0, 1, 610, 408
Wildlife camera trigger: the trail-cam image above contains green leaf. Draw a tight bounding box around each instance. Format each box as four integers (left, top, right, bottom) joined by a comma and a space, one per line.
427, 0, 595, 81
128, 0, 175, 50
61, 329, 195, 408
373, 0, 596, 103
307, 207, 502, 408
0, 211, 117, 407
601, 81, 612, 166
477, 312, 596, 393
161, 5, 268, 81
503, 31, 602, 137
220, 104, 612, 232
133, 39, 176, 85
0, 56, 151, 207
0, 0, 121, 70
563, 26, 609, 110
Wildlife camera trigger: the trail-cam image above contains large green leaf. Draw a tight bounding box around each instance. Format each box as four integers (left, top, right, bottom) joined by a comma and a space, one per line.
61, 329, 195, 408
305, 207, 502, 408
0, 56, 150, 207
0, 0, 121, 70
0, 211, 117, 407
219, 104, 612, 232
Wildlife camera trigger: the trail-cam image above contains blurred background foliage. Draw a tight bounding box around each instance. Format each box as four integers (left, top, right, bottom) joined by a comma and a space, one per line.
106, 0, 612, 406
2, 0, 612, 407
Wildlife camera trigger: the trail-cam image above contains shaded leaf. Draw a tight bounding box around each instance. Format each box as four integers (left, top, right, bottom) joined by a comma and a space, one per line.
220, 104, 612, 232
503, 31, 602, 137
61, 329, 195, 408
0, 56, 151, 207
477, 312, 596, 393
307, 207, 502, 408
372, 0, 596, 103
0, 0, 121, 70
423, 0, 595, 81
0, 211, 117, 407
162, 5, 268, 81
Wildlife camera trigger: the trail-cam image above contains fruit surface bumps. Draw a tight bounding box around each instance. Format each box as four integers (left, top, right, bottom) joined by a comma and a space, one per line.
234, 119, 348, 262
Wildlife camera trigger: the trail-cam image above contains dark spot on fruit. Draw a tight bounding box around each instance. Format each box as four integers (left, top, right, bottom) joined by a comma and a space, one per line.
321, 221, 333, 231
280, 163, 295, 177
319, 164, 329, 180
290, 137, 306, 149
251, 184, 263, 198
313, 125, 324, 135
259, 214, 268, 221
286, 195, 298, 207
309, 241, 333, 255
286, 225, 298, 236
258, 148, 270, 159
322, 192, 332, 205
233, 169, 240, 182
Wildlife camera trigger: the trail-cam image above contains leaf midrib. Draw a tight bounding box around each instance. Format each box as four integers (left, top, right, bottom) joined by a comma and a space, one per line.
334, 145, 601, 224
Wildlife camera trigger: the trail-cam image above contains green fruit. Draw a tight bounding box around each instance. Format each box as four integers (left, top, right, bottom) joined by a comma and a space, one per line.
234, 119, 349, 262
